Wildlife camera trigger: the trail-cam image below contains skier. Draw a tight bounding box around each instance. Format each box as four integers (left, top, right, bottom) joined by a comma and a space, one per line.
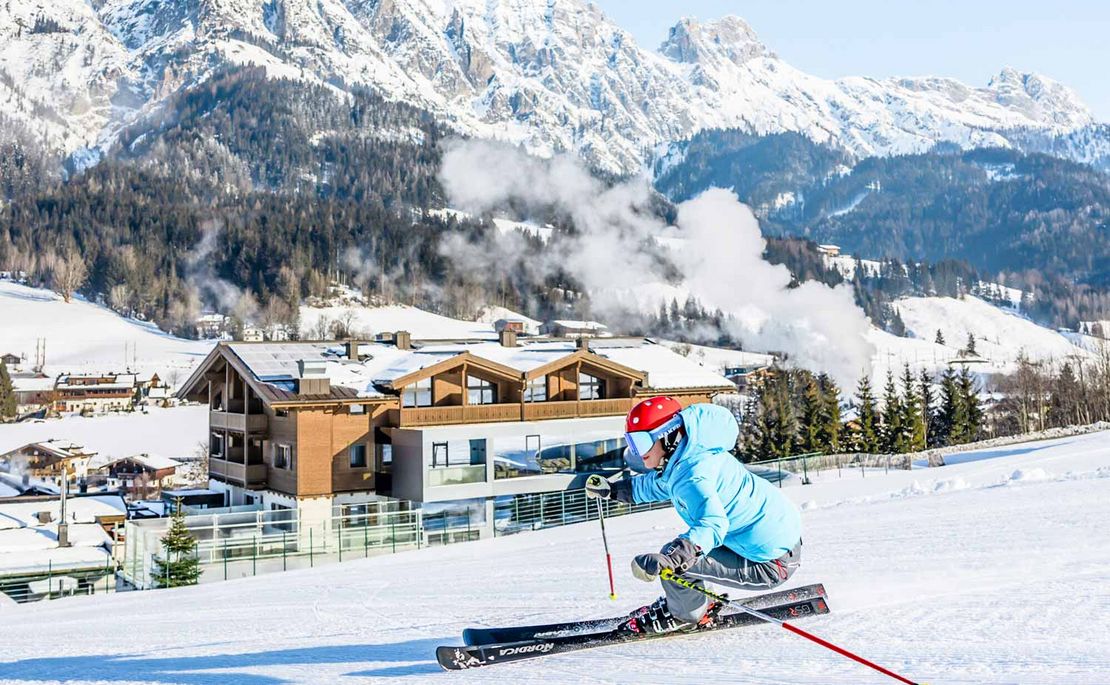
586, 396, 802, 635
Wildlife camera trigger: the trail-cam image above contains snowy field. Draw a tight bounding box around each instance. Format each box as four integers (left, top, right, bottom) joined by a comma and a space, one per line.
0, 406, 207, 460
0, 281, 212, 384
1, 430, 1108, 684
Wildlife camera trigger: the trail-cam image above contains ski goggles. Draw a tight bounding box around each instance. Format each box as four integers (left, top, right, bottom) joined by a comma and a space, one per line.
624, 414, 684, 463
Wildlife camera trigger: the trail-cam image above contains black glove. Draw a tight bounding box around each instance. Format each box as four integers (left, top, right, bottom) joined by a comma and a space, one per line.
631, 537, 700, 582
584, 475, 633, 503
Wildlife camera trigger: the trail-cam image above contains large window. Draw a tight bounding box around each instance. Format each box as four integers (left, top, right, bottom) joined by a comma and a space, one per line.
579, 372, 605, 400
402, 378, 432, 407
524, 377, 547, 402
349, 443, 368, 468
467, 376, 497, 405
210, 433, 225, 458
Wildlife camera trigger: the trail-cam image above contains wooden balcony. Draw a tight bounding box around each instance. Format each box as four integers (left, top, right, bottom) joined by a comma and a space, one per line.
210, 410, 268, 433
209, 457, 268, 488
394, 404, 521, 427
392, 398, 634, 427
523, 398, 633, 421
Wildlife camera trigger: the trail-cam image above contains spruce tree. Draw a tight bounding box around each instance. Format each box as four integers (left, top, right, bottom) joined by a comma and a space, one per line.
799, 373, 824, 453
919, 368, 936, 447
880, 370, 904, 453
0, 361, 15, 420
153, 499, 201, 588
965, 332, 978, 356
853, 374, 880, 453
936, 368, 961, 446
958, 367, 983, 442
901, 364, 926, 452
817, 374, 841, 454
934, 329, 945, 346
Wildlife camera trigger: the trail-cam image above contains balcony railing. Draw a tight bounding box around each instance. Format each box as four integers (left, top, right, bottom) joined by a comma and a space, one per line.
210, 410, 269, 433
209, 458, 267, 487
395, 398, 633, 427
396, 404, 520, 427
427, 464, 486, 487
523, 398, 633, 421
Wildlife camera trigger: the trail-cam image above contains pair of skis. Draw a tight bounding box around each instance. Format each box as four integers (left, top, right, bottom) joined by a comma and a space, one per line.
437, 582, 829, 670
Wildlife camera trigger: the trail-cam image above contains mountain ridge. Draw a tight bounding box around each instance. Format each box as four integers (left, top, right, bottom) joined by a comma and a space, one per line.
0, 0, 1101, 173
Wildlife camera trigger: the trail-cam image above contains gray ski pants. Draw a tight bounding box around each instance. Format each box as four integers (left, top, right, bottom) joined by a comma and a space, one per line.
664, 541, 802, 622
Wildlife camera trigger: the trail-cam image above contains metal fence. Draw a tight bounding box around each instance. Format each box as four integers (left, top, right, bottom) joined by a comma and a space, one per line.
748, 451, 913, 486
0, 559, 120, 604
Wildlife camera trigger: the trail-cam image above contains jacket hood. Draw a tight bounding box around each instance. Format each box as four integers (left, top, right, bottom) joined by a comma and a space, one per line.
662, 403, 739, 476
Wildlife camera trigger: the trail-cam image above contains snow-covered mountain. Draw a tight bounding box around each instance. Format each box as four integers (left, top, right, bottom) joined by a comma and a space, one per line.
0, 0, 1101, 172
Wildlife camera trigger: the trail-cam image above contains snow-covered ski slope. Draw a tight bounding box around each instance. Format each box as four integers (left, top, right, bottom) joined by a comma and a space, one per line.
2, 430, 1108, 684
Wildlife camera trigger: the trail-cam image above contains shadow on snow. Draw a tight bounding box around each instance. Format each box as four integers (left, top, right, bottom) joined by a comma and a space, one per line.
0, 637, 446, 684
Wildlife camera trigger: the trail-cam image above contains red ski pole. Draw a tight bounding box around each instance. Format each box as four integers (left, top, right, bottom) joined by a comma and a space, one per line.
661, 569, 924, 685
596, 498, 617, 599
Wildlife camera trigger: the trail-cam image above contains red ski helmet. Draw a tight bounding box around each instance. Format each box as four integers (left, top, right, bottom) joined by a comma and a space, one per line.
624, 396, 684, 472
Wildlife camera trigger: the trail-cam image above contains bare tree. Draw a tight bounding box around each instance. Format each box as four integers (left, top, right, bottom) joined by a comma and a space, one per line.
45, 250, 88, 303
109, 283, 132, 316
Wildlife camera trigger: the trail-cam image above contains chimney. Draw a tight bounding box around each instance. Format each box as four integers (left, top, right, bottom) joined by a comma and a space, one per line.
499, 329, 517, 348
395, 330, 411, 350
576, 337, 590, 351
345, 340, 360, 361
296, 359, 331, 395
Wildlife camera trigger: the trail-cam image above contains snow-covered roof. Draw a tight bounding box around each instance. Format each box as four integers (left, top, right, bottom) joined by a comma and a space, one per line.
3, 439, 91, 460
88, 453, 182, 472
0, 495, 126, 530
0, 546, 113, 577
591, 342, 736, 390
549, 320, 608, 331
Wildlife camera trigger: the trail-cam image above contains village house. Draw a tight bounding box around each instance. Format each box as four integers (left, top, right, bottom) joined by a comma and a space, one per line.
0, 440, 97, 489
1, 352, 22, 367
53, 373, 139, 413
87, 454, 182, 498
178, 332, 735, 536
10, 374, 54, 416
542, 320, 610, 338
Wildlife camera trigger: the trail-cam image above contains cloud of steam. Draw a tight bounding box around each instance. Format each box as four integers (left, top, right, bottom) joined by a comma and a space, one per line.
185, 220, 258, 321
439, 139, 875, 388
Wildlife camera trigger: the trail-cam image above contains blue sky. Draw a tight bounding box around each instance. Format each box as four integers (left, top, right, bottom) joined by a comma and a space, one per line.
592, 1, 1109, 121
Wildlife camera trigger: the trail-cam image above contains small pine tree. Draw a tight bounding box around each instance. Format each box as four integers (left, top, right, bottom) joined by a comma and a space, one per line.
880, 370, 905, 453
0, 361, 16, 420
934, 329, 945, 346
901, 364, 926, 452
958, 367, 983, 442
919, 368, 936, 447
936, 368, 961, 446
853, 374, 880, 453
817, 374, 841, 453
799, 374, 824, 453
152, 499, 201, 588
965, 332, 977, 356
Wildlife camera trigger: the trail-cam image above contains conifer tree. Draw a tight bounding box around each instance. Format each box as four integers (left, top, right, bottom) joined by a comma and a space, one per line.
936, 368, 961, 446
818, 374, 841, 454
153, 499, 201, 588
919, 368, 936, 447
853, 374, 880, 453
0, 361, 15, 420
958, 367, 983, 442
934, 329, 945, 346
880, 370, 904, 453
799, 373, 824, 453
901, 364, 926, 452
965, 332, 978, 356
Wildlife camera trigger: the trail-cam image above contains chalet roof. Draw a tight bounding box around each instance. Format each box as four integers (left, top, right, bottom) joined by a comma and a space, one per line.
3, 439, 91, 461
183, 337, 733, 405
88, 453, 182, 472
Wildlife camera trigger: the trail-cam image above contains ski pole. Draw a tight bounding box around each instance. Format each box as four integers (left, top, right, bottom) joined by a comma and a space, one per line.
596, 498, 617, 599
661, 569, 924, 685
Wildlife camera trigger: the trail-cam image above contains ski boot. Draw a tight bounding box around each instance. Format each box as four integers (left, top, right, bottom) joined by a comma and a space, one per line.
694, 598, 727, 630
622, 597, 687, 635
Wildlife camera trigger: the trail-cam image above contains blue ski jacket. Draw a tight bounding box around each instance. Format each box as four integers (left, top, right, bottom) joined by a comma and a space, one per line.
631, 403, 801, 562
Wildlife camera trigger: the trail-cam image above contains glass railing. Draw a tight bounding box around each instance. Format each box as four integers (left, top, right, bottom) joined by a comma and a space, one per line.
427, 464, 486, 487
